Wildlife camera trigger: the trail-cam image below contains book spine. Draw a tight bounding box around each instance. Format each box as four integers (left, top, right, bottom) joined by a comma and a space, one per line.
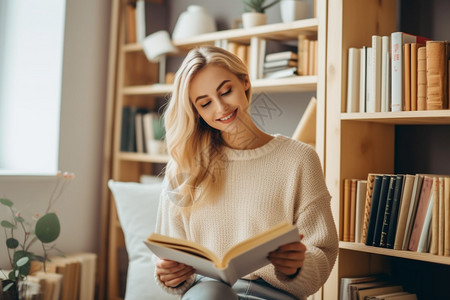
359, 47, 367, 113
386, 175, 404, 249
135, 0, 146, 43
381, 36, 391, 112
361, 173, 376, 243
426, 41, 448, 110
410, 43, 422, 111
417, 46, 428, 110
402, 174, 424, 250
379, 176, 397, 247
417, 188, 434, 253
365, 175, 383, 246
355, 180, 367, 243
350, 179, 357, 242
438, 177, 445, 255
367, 36, 382, 112
393, 174, 415, 250
343, 178, 352, 241
372, 175, 391, 247
404, 43, 411, 111
430, 177, 440, 254
347, 48, 361, 112
444, 177, 450, 256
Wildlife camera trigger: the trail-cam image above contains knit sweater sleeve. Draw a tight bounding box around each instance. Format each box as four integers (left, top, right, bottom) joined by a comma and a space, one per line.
153, 177, 196, 295
253, 145, 338, 299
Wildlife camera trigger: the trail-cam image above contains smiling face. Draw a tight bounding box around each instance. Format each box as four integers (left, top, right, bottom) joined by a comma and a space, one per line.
189, 64, 251, 133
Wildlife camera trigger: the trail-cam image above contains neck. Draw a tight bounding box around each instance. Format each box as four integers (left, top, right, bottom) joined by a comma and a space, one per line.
221, 118, 272, 150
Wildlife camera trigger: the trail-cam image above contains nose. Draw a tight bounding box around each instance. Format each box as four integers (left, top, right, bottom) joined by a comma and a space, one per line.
216, 98, 230, 114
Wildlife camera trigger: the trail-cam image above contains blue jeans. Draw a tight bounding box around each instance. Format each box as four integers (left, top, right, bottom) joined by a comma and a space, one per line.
181, 275, 298, 300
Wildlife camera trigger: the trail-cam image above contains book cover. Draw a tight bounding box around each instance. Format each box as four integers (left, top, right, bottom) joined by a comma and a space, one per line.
426, 41, 449, 110
347, 48, 361, 112
402, 174, 424, 250
145, 222, 299, 286
430, 177, 440, 254
355, 180, 368, 243
379, 176, 397, 247
381, 36, 391, 112
372, 175, 392, 247
360, 46, 368, 113
339, 274, 386, 300
358, 285, 404, 300
367, 35, 382, 113
263, 59, 298, 69
417, 181, 435, 253
365, 175, 383, 246
343, 178, 352, 242
350, 179, 358, 242
410, 43, 425, 110
393, 174, 415, 250
264, 67, 297, 79
439, 177, 445, 255
362, 173, 377, 243
297, 35, 309, 76
408, 175, 434, 252
417, 47, 427, 110
390, 32, 430, 112
386, 174, 405, 249
135, 0, 146, 43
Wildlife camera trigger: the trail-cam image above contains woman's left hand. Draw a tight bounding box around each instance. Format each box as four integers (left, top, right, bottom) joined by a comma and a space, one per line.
268, 234, 306, 276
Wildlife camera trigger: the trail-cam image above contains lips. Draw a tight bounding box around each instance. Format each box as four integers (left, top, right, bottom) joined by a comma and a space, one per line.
217, 109, 237, 123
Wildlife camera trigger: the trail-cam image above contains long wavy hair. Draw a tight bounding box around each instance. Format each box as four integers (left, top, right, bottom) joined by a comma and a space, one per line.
163, 45, 252, 204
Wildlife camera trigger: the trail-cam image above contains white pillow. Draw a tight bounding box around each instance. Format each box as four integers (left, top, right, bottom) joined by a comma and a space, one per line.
108, 180, 177, 300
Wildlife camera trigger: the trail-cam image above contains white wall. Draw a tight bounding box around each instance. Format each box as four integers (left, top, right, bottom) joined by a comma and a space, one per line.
0, 0, 110, 268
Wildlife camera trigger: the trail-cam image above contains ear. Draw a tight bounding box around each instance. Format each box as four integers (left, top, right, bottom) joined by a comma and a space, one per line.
242, 75, 250, 91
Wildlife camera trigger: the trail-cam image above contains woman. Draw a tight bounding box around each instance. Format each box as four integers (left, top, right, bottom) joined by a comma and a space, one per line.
154, 45, 338, 300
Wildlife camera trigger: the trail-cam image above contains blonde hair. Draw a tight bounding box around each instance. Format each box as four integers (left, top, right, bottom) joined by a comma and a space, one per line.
163, 45, 251, 204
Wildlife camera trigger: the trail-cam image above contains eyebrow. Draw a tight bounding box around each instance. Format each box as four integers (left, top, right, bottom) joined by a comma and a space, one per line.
195, 80, 231, 103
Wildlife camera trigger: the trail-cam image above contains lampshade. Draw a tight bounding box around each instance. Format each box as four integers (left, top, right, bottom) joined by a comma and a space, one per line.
172, 5, 217, 40
141, 30, 177, 62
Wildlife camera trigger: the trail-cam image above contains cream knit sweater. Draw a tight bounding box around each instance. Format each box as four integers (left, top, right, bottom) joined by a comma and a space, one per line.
155, 135, 338, 299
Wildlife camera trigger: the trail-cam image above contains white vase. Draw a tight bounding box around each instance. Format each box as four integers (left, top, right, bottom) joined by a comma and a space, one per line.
172, 5, 217, 40
242, 12, 267, 28
280, 0, 308, 23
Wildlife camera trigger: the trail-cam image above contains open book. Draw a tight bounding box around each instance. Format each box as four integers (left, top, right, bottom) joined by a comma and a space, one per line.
145, 222, 300, 285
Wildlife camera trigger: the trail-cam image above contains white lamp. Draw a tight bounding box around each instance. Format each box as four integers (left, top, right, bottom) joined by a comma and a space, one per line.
141, 30, 177, 83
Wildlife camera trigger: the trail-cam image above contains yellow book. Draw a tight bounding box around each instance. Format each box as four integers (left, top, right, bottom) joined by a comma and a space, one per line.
145, 222, 299, 285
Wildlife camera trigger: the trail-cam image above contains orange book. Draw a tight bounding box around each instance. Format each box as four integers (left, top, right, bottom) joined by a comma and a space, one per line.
361, 174, 377, 244
417, 47, 427, 110
343, 178, 352, 241
125, 3, 137, 44
349, 179, 358, 242
426, 41, 449, 110
410, 43, 425, 110
404, 44, 411, 111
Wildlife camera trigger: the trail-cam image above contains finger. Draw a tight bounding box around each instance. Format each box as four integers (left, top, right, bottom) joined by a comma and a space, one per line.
156, 259, 180, 269
272, 265, 299, 276
156, 262, 191, 275
161, 267, 196, 288
276, 242, 307, 252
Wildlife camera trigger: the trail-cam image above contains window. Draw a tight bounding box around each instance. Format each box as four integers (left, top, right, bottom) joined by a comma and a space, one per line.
0, 0, 66, 175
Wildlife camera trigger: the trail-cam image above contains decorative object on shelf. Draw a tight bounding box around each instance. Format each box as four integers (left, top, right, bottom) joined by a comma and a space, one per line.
142, 30, 177, 84
242, 0, 280, 28
0, 171, 75, 299
172, 5, 217, 40
280, 0, 308, 23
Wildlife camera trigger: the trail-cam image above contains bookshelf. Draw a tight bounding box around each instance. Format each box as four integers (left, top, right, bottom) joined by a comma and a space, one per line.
101, 0, 328, 299
323, 0, 450, 299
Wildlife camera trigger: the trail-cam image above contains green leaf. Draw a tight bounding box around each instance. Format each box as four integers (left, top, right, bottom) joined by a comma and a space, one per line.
16, 257, 29, 267
8, 270, 16, 281
6, 238, 19, 249
0, 198, 13, 207
0, 220, 15, 229
35, 213, 60, 243
15, 215, 25, 223
3, 281, 14, 292
13, 251, 31, 276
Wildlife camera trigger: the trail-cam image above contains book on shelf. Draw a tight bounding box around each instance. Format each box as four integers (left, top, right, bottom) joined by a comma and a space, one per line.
408, 175, 434, 252
379, 176, 397, 247
386, 174, 405, 249
367, 35, 382, 113
365, 174, 383, 246
438, 176, 446, 256
372, 175, 393, 247
343, 178, 352, 242
445, 177, 450, 256
297, 34, 309, 76
360, 46, 368, 113
426, 40, 449, 110
358, 285, 404, 300
381, 36, 391, 112
346, 47, 361, 112
348, 280, 392, 300
404, 43, 411, 111
263, 59, 298, 69
390, 32, 431, 112
339, 274, 387, 300
350, 179, 358, 242
145, 222, 299, 286
265, 51, 298, 61
135, 0, 146, 43
410, 43, 425, 110
355, 180, 368, 243
417, 46, 427, 110
264, 67, 298, 79
125, 2, 137, 44
430, 177, 441, 254
366, 292, 417, 300
393, 174, 415, 250
362, 174, 377, 244
250, 37, 266, 80
416, 180, 434, 253
402, 174, 424, 250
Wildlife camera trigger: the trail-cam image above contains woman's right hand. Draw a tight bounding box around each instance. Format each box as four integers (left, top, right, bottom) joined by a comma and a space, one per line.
155, 259, 195, 288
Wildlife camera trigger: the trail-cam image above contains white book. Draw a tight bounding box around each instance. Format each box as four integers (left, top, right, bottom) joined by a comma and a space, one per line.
390, 32, 430, 112
417, 191, 433, 253
142, 113, 155, 154
265, 51, 298, 61
136, 0, 146, 43
135, 113, 145, 153
250, 37, 266, 80
368, 35, 382, 112
355, 180, 367, 243
346, 48, 360, 112
381, 36, 391, 112
359, 47, 367, 112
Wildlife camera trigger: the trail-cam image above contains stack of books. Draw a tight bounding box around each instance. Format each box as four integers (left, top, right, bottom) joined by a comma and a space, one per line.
263, 51, 298, 79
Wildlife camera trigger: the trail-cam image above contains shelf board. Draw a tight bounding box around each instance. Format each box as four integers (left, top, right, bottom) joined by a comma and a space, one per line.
121, 76, 317, 96
341, 110, 450, 124
122, 19, 318, 52
118, 152, 170, 163
340, 241, 450, 266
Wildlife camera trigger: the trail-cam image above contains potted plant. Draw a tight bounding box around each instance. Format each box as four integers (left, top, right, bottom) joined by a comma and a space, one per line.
0, 171, 74, 299
242, 0, 280, 28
